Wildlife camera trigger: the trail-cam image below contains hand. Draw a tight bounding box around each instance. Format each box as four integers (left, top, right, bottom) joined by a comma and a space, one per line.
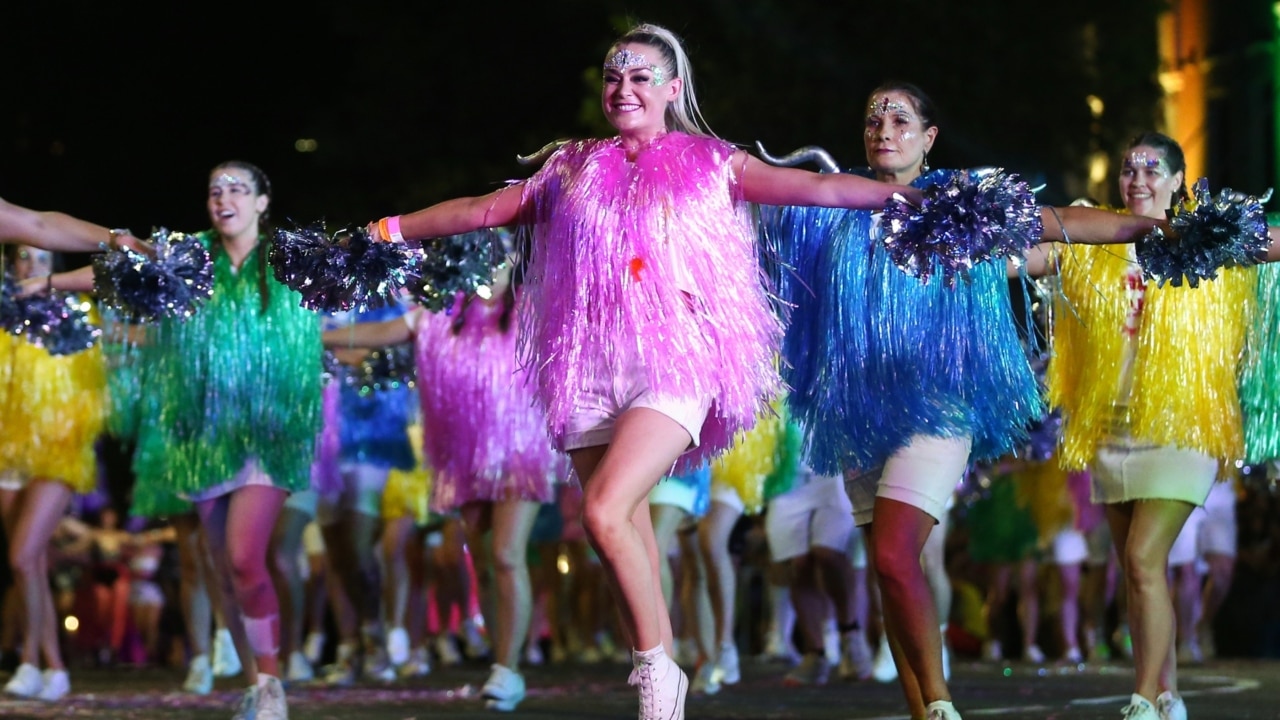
16, 275, 50, 297
110, 231, 156, 258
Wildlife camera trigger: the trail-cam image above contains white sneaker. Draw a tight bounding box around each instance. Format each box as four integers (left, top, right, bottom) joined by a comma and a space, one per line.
286, 651, 314, 683
3, 663, 42, 698
230, 686, 258, 720
822, 621, 840, 666
782, 654, 830, 686
482, 663, 526, 711
839, 632, 874, 681
760, 629, 799, 664
183, 654, 213, 695
872, 634, 897, 683
629, 648, 687, 720
212, 628, 242, 678
303, 632, 326, 665
1025, 644, 1046, 664
983, 639, 1003, 662
399, 646, 431, 678
1121, 693, 1160, 719
1156, 691, 1187, 720
1176, 640, 1203, 665
435, 635, 463, 666
713, 642, 740, 685
386, 627, 411, 667
37, 669, 69, 701
926, 699, 962, 720
256, 676, 289, 720
1063, 646, 1084, 664
524, 640, 545, 666
462, 617, 490, 660
690, 661, 720, 695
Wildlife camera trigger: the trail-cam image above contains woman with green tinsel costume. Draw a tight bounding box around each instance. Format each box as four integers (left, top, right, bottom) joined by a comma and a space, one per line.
129, 161, 322, 720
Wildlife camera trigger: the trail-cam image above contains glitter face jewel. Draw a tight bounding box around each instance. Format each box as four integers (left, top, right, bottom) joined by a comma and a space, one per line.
210, 173, 254, 193
1124, 151, 1164, 173
867, 96, 912, 119
604, 48, 666, 86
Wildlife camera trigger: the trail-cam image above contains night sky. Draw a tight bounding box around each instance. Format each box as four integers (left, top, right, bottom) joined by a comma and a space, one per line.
4, 1, 1165, 249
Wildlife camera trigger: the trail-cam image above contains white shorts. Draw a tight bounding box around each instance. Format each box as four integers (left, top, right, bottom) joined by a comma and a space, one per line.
562, 351, 712, 452
1199, 481, 1237, 558
284, 488, 319, 518
1169, 508, 1206, 567
843, 435, 971, 527
1051, 528, 1089, 565
1092, 441, 1216, 506
765, 474, 855, 562
649, 477, 700, 516
846, 525, 868, 570
317, 463, 389, 523
710, 483, 745, 514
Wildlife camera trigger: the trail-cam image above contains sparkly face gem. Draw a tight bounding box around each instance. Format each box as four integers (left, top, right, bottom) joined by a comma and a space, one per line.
1123, 151, 1164, 173
210, 172, 254, 194
604, 47, 665, 86
867, 96, 912, 120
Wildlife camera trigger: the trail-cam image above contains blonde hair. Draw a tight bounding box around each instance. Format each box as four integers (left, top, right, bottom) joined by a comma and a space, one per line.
610, 23, 714, 138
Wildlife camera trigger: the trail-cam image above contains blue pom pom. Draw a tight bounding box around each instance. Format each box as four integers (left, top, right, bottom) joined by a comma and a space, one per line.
93, 229, 214, 321
1136, 178, 1270, 288
405, 229, 505, 312
270, 222, 418, 313
880, 169, 1043, 286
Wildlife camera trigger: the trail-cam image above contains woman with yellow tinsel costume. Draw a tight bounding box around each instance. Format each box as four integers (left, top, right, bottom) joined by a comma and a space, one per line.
1036, 132, 1273, 720
0, 244, 105, 702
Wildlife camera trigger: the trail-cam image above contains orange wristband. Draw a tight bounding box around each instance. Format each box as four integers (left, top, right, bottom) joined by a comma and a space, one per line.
376, 217, 391, 243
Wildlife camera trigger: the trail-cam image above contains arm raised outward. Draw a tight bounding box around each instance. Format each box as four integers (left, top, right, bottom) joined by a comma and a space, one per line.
321, 312, 415, 349
0, 198, 146, 253
737, 153, 921, 209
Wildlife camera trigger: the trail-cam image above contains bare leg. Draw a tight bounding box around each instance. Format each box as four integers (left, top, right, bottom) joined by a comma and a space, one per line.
1016, 558, 1041, 657
8, 480, 73, 670
1106, 499, 1195, 700
697, 501, 742, 652
867, 498, 948, 719
573, 408, 691, 655
676, 525, 714, 664
270, 504, 312, 667
173, 514, 212, 660
1057, 561, 1083, 658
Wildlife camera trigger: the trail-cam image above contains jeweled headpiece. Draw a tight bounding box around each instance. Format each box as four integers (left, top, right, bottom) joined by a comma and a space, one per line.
1124, 151, 1164, 172
604, 48, 666, 86
867, 96, 911, 118
210, 173, 254, 193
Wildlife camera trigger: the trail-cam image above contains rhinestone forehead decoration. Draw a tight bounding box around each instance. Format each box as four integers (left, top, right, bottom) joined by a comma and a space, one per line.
210, 173, 252, 191
1125, 151, 1163, 171
604, 48, 666, 86
867, 96, 911, 118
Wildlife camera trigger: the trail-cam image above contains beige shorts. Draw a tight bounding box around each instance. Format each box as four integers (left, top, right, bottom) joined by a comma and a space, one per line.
1091, 440, 1216, 506
562, 352, 711, 452
843, 434, 971, 526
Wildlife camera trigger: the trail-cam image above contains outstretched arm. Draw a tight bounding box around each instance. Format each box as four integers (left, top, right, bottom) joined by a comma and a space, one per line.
369, 185, 523, 243
0, 198, 145, 253
322, 313, 414, 349
16, 265, 97, 296
737, 153, 918, 209
1039, 205, 1159, 245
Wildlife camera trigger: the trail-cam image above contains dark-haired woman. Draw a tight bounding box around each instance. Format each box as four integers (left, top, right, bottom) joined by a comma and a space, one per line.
322, 258, 564, 711
1039, 132, 1274, 720
128, 161, 323, 720
766, 83, 1167, 720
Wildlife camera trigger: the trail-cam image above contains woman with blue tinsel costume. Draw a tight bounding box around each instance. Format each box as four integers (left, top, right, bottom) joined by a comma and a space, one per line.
761, 81, 1164, 720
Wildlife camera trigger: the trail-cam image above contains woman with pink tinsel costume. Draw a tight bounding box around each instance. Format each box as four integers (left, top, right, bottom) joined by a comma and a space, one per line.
321, 259, 564, 711
360, 22, 911, 720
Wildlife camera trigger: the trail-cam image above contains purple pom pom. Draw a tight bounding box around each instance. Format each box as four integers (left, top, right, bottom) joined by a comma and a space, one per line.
881, 169, 1043, 286
0, 278, 101, 355
1136, 178, 1270, 288
404, 229, 505, 312
93, 229, 214, 321
270, 222, 418, 312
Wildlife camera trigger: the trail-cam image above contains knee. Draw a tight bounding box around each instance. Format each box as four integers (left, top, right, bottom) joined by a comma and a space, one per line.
1122, 552, 1165, 593
491, 545, 528, 576
581, 500, 624, 549
227, 544, 268, 590
8, 545, 39, 579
